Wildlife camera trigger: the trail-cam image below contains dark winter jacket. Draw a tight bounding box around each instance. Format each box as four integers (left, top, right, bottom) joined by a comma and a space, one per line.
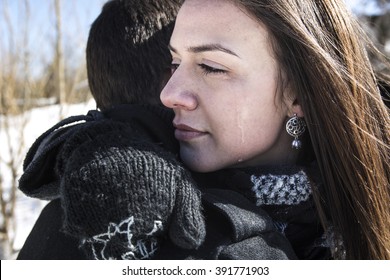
17, 104, 330, 260
18, 104, 206, 260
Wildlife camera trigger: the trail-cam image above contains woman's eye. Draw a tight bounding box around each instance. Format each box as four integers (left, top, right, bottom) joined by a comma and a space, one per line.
199, 64, 227, 75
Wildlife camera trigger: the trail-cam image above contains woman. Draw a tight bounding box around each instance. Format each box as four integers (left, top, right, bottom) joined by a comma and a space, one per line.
160, 0, 390, 259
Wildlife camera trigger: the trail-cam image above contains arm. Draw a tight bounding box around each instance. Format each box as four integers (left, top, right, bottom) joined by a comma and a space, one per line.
58, 121, 205, 260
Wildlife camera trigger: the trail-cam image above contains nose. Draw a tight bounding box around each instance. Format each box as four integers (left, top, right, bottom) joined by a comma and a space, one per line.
160, 68, 198, 111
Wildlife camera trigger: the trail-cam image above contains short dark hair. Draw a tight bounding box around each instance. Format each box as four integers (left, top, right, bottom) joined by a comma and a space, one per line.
86, 0, 182, 110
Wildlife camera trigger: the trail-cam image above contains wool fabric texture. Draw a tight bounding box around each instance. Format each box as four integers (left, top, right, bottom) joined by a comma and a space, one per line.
58, 120, 205, 259
250, 170, 312, 206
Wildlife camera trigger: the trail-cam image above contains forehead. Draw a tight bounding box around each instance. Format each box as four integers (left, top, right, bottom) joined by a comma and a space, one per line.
172, 0, 269, 55
176, 0, 251, 29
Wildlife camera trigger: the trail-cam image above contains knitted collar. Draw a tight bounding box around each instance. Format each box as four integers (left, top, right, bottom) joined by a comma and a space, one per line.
250, 169, 312, 206
201, 165, 314, 207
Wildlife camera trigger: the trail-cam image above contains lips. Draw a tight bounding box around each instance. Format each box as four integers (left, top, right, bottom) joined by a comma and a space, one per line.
173, 123, 207, 141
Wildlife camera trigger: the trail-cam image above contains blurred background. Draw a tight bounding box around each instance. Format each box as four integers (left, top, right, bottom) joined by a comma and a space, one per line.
0, 0, 389, 260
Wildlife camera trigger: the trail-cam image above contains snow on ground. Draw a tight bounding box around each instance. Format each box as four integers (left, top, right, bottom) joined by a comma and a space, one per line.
0, 99, 96, 258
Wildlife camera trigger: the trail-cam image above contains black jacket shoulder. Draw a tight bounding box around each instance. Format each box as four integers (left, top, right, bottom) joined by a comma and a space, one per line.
17, 199, 85, 260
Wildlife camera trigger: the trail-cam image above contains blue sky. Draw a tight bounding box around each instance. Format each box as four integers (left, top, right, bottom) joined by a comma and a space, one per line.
1, 0, 103, 41
345, 0, 390, 15
0, 0, 104, 77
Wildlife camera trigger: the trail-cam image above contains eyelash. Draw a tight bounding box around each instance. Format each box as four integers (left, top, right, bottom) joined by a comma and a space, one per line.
170, 63, 227, 75
170, 63, 179, 74
199, 64, 226, 75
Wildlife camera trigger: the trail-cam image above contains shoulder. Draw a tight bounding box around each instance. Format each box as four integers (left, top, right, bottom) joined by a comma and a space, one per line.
56, 120, 136, 172
58, 119, 181, 177
17, 199, 85, 260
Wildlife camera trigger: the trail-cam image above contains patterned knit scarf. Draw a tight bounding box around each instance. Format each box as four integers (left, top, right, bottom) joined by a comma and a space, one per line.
250, 170, 312, 206
205, 165, 315, 207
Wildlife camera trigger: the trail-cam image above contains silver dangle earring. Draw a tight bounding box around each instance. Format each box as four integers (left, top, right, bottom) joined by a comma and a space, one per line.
286, 114, 306, 149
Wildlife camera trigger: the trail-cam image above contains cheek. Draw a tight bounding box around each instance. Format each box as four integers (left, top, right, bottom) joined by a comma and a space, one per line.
185, 70, 286, 170
224, 110, 284, 151
217, 94, 286, 160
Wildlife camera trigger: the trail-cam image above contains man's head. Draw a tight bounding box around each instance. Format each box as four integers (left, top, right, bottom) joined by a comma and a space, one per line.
87, 0, 182, 110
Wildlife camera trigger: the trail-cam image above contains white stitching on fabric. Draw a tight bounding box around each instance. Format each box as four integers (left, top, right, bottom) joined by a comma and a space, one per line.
83, 216, 163, 260
250, 170, 312, 206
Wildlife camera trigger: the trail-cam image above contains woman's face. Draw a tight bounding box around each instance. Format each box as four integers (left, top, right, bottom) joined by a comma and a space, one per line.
161, 0, 296, 172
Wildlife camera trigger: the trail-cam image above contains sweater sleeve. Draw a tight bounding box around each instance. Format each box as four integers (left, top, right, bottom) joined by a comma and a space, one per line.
58, 121, 205, 259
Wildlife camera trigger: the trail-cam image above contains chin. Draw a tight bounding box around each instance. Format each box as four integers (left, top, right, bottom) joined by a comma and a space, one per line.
181, 155, 224, 173
182, 159, 209, 173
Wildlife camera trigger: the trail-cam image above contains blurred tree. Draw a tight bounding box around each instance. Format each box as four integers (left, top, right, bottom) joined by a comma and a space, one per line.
0, 0, 31, 259
0, 0, 91, 259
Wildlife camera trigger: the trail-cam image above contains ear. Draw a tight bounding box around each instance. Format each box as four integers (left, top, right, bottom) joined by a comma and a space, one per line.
286, 97, 304, 118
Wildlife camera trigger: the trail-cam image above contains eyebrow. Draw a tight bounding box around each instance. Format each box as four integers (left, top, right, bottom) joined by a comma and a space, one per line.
169, 43, 240, 58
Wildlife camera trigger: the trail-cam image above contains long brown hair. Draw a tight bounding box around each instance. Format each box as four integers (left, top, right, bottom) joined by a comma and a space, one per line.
234, 0, 390, 259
